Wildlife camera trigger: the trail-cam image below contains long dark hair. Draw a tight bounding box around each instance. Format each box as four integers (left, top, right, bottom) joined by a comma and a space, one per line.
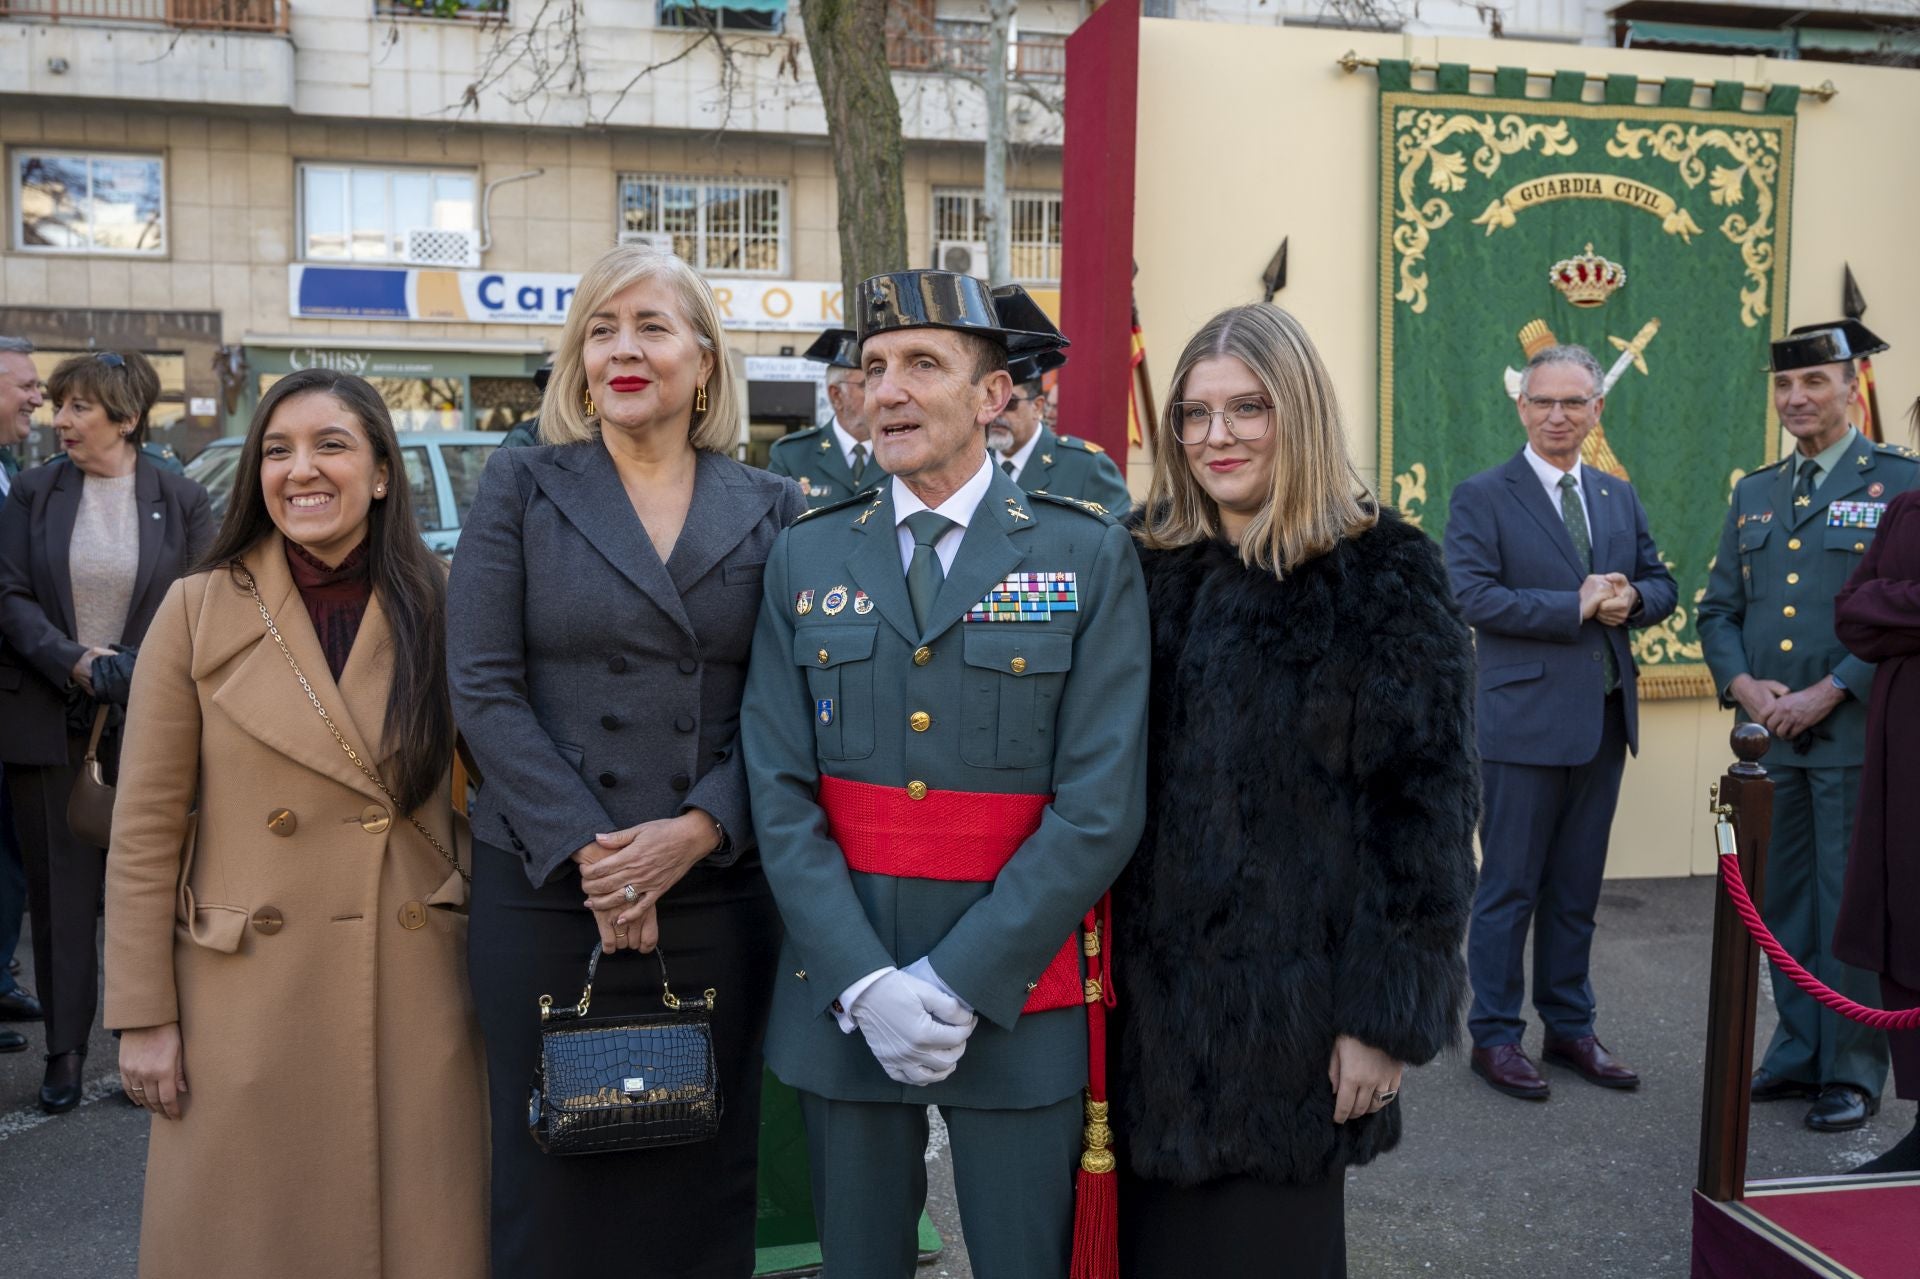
197, 369, 452, 815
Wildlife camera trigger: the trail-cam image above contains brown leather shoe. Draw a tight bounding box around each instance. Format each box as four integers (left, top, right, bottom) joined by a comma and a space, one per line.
1543, 1034, 1641, 1090
1471, 1043, 1551, 1100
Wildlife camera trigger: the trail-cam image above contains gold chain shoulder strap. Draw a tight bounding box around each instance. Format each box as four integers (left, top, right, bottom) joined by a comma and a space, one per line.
239, 568, 469, 886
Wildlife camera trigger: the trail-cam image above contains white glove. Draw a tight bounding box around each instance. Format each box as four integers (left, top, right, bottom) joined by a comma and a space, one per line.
845, 967, 978, 1086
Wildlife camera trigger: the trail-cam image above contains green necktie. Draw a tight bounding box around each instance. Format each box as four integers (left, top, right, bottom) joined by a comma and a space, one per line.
1794, 457, 1820, 512
1559, 473, 1619, 695
850, 442, 868, 485
903, 510, 954, 633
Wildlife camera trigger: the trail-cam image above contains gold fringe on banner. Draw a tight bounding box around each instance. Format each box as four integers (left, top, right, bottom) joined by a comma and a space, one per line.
1638, 666, 1717, 701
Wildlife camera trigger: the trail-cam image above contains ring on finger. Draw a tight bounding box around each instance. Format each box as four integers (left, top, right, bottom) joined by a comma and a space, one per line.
1375, 1088, 1399, 1104
622, 883, 639, 905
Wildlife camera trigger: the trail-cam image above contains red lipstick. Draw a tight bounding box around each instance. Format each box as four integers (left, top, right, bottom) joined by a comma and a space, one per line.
608, 376, 650, 393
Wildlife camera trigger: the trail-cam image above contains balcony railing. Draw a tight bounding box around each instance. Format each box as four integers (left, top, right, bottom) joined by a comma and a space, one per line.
884, 15, 1067, 82
0, 0, 288, 32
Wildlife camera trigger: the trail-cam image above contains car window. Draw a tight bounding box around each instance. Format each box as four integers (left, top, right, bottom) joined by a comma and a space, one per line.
184, 447, 244, 522
401, 447, 445, 532
439, 445, 497, 530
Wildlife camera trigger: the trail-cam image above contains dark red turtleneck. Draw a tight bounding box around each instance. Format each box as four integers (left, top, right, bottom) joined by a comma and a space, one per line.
285, 538, 372, 681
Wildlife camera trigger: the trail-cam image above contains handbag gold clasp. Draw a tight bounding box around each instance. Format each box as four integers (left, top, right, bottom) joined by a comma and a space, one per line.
539, 994, 552, 1023
577, 982, 593, 1017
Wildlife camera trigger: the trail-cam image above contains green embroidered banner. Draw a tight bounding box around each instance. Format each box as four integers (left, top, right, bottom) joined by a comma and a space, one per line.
1376, 66, 1797, 698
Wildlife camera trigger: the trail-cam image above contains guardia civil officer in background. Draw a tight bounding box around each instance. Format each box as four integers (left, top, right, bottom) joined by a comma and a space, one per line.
1698, 319, 1920, 1132
742, 271, 1149, 1279
987, 344, 1131, 515
766, 327, 880, 508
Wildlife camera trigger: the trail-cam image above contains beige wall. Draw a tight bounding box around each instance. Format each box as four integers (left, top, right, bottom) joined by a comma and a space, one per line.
1128, 23, 1920, 877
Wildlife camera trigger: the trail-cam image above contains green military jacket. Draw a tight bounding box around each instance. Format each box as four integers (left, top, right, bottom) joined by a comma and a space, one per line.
765, 422, 881, 509
1017, 424, 1131, 515
740, 462, 1149, 1109
1698, 431, 1920, 768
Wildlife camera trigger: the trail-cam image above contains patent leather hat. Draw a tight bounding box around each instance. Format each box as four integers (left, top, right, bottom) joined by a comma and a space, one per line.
1770, 320, 1888, 372
1008, 348, 1068, 387
802, 328, 861, 370
855, 271, 1067, 358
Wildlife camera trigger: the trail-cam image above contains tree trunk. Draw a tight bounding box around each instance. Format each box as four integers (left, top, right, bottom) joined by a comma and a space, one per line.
801, 0, 911, 308
983, 0, 1013, 285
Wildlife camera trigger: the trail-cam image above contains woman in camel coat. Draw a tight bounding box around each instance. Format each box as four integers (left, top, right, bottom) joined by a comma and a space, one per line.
104, 369, 485, 1278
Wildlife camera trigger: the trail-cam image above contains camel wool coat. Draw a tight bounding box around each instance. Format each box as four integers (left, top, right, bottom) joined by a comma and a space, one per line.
103, 535, 486, 1279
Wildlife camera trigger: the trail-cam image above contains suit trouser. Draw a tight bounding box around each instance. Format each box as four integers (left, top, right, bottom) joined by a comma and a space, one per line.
6, 740, 104, 1056
1758, 764, 1888, 1096
797, 1089, 1081, 1279
1468, 693, 1627, 1048
0, 767, 28, 997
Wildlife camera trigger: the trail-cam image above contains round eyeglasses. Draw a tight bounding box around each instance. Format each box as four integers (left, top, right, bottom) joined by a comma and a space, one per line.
1170, 397, 1273, 445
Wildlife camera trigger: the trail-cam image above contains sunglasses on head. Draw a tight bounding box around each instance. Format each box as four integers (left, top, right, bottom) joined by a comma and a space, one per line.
94, 352, 126, 370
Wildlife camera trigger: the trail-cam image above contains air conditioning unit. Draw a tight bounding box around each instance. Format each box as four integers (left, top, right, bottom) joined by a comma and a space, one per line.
936, 239, 990, 278
619, 230, 677, 255
402, 228, 480, 268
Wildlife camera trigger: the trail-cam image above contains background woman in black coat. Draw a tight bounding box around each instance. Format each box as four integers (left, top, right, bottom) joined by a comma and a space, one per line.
1116, 304, 1479, 1277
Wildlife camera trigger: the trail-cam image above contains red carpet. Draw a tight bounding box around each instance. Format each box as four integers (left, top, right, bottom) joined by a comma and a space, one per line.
1693, 1180, 1920, 1279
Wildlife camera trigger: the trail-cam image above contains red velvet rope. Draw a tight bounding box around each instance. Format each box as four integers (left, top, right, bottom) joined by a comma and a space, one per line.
1719, 854, 1920, 1031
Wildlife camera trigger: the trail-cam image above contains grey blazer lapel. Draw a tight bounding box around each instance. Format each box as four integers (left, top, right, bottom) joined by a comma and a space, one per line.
531, 441, 694, 640
1502, 451, 1584, 579
666, 451, 779, 593
44, 462, 83, 640
127, 458, 167, 619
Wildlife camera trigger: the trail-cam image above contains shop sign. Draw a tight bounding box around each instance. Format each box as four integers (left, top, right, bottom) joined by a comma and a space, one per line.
289, 265, 843, 332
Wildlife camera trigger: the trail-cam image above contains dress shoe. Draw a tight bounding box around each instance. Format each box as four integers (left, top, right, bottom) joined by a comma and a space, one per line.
1751, 1068, 1819, 1102
0, 1028, 26, 1054
0, 986, 44, 1021
1806, 1084, 1878, 1133
1471, 1043, 1551, 1100
39, 1049, 86, 1114
1543, 1034, 1640, 1090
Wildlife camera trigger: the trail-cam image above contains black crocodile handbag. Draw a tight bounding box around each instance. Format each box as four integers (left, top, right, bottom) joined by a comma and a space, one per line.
528, 944, 722, 1156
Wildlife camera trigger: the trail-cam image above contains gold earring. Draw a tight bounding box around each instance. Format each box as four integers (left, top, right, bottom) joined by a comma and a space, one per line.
695, 383, 708, 414
582, 388, 597, 417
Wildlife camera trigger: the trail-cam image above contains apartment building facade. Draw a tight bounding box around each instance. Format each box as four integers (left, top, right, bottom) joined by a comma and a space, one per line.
0, 0, 1076, 462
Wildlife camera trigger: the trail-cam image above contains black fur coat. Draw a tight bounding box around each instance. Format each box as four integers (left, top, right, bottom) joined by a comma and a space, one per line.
1113, 510, 1480, 1187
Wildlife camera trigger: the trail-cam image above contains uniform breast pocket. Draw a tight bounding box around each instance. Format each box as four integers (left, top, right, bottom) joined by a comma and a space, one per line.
1826, 527, 1875, 558
960, 630, 1074, 769
796, 626, 876, 761
1737, 522, 1773, 599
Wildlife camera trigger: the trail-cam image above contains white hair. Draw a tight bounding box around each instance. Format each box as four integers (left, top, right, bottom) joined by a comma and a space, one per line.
1519, 345, 1605, 399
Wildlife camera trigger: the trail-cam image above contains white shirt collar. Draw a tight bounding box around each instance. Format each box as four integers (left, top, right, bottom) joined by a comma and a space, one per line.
893, 450, 996, 530
1002, 426, 1044, 481
1523, 442, 1582, 498
830, 419, 868, 470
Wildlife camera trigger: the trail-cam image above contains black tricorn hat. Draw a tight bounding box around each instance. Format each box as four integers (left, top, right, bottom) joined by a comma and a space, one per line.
1009, 348, 1068, 387
856, 271, 1067, 358
1770, 320, 1888, 372
803, 328, 861, 370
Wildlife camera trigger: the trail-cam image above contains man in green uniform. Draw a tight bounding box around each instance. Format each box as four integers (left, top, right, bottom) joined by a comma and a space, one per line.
1699, 319, 1919, 1132
766, 327, 882, 508
988, 348, 1131, 515
741, 271, 1148, 1279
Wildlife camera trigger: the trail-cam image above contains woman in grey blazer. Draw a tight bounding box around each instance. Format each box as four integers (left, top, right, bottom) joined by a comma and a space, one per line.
448, 244, 803, 1277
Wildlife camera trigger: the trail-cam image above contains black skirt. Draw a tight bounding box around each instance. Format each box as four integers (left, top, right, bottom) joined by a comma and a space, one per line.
1119, 1165, 1346, 1279
468, 841, 782, 1279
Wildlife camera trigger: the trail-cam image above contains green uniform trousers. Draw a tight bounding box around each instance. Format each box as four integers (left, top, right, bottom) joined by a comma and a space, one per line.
797, 1090, 1082, 1279
1760, 763, 1889, 1095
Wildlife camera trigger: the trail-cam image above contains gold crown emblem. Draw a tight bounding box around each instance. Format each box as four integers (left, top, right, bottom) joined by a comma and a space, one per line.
1549, 244, 1626, 308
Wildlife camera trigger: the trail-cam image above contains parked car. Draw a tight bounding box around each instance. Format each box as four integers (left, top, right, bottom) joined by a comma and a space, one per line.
184, 431, 505, 559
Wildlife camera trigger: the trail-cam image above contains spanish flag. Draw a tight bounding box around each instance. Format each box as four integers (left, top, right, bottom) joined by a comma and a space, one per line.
1850, 354, 1881, 443
1126, 303, 1151, 448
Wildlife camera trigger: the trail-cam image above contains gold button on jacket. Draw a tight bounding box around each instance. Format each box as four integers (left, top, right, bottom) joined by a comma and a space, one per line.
266, 808, 297, 836
251, 907, 284, 935
906, 780, 928, 801
1010, 656, 1028, 675
909, 711, 931, 732
398, 901, 428, 930
912, 646, 932, 666
1780, 638, 1794, 652
359, 804, 391, 834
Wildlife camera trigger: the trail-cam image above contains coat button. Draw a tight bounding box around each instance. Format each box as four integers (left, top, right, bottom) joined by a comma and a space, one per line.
609, 655, 628, 673
251, 907, 284, 935
818, 649, 830, 665
602, 714, 620, 731
1010, 656, 1028, 675
599, 772, 618, 788
1855, 541, 1866, 552
360, 804, 391, 834
1780, 639, 1794, 652
1783, 605, 1797, 618
910, 711, 931, 732
398, 901, 428, 930
906, 780, 928, 801
1591, 651, 1602, 662
678, 657, 698, 675
266, 808, 297, 836
913, 646, 932, 666
1787, 572, 1800, 584
1787, 538, 1802, 551
670, 773, 690, 792
674, 714, 695, 733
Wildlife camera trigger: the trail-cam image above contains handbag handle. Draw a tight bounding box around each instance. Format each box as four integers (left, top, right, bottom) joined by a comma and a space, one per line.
82, 705, 110, 784
539, 943, 717, 1022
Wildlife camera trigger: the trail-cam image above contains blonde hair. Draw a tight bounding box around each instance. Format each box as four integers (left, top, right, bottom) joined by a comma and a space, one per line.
539, 244, 740, 452
1139, 304, 1376, 574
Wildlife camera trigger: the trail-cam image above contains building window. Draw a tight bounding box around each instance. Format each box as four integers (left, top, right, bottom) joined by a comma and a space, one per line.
372, 0, 507, 18
298, 164, 477, 262
13, 151, 166, 255
657, 0, 785, 33
932, 188, 1063, 285
617, 175, 786, 275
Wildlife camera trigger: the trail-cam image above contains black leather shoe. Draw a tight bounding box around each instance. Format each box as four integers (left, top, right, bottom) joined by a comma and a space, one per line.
39, 1050, 85, 1114
0, 987, 44, 1021
1751, 1069, 1819, 1102
0, 1028, 26, 1054
1806, 1084, 1877, 1133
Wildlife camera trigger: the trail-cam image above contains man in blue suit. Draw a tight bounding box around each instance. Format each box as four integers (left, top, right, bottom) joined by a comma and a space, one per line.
1444, 344, 1677, 1101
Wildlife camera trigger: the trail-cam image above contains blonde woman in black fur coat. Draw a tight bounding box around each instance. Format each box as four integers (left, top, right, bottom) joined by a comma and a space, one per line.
1114, 304, 1479, 1277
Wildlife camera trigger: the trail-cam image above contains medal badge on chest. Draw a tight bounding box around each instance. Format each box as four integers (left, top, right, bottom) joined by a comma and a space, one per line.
823, 585, 850, 616
853, 590, 874, 615
795, 589, 815, 616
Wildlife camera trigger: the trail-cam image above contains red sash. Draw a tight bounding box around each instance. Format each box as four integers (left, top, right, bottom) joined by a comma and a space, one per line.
817, 775, 1083, 1013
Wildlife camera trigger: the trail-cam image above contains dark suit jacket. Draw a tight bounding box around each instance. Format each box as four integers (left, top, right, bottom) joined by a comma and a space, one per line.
448, 441, 806, 886
1443, 449, 1676, 767
0, 455, 211, 766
